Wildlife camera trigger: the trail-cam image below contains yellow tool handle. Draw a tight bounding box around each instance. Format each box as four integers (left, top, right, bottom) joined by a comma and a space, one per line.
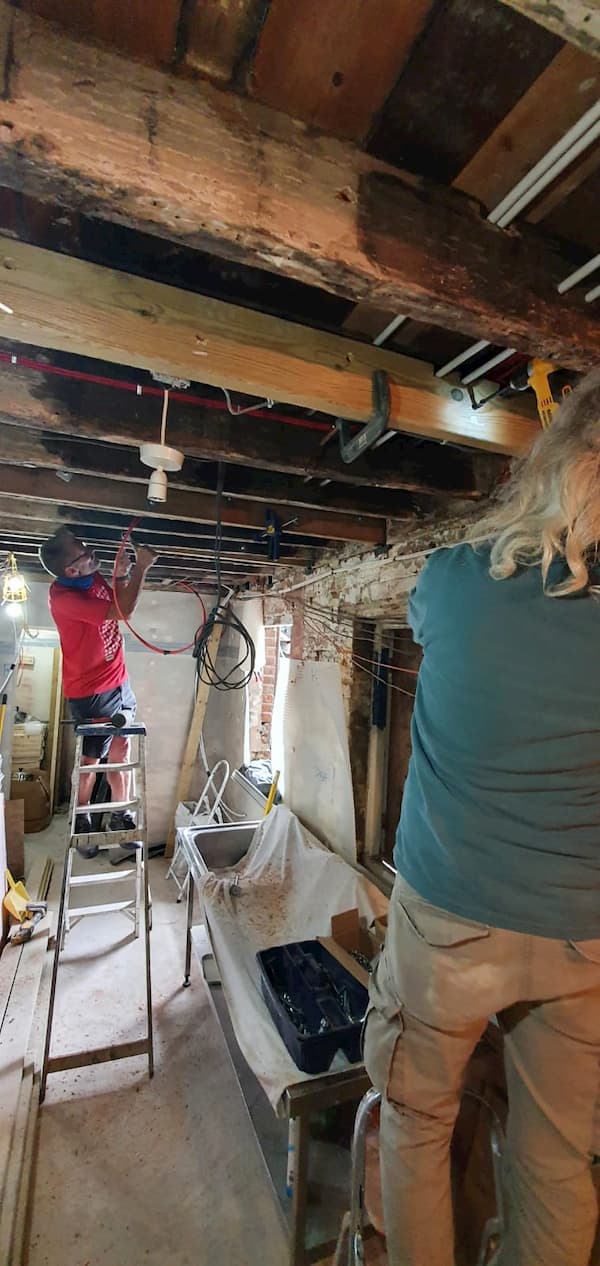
263, 770, 280, 817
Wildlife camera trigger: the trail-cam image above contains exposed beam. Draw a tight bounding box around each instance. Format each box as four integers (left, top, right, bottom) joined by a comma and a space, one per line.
0, 358, 479, 498
0, 420, 416, 520
497, 1, 600, 56
0, 245, 540, 455
0, 5, 596, 368
0, 504, 324, 557
0, 466, 385, 544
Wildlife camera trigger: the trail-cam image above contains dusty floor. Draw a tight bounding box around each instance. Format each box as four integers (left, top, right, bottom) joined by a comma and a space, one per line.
23, 813, 291, 1266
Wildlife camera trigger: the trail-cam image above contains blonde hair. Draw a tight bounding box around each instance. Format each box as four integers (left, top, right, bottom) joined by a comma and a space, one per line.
470, 368, 600, 597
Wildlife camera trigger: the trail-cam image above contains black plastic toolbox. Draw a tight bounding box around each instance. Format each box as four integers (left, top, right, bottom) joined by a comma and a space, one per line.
257, 939, 369, 1074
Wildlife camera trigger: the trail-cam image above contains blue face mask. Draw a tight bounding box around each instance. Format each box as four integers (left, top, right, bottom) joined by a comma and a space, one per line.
56, 573, 95, 590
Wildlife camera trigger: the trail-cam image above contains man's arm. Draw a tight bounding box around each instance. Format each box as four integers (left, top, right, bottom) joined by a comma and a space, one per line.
107, 546, 158, 620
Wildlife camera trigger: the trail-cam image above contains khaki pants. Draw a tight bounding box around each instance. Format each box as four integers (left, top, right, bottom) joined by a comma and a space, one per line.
363, 874, 600, 1266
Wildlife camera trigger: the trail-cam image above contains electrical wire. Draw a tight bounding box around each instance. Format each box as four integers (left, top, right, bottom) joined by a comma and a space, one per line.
193, 463, 256, 691
301, 610, 417, 698
111, 518, 207, 654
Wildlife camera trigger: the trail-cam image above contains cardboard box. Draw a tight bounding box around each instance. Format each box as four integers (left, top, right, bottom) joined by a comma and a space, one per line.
10, 769, 51, 836
4, 797, 25, 879
318, 907, 383, 989
12, 721, 46, 775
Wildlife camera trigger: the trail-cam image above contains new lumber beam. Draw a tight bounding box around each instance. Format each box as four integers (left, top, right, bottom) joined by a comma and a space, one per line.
0, 244, 540, 455
497, 1, 600, 57
0, 5, 596, 368
0, 466, 386, 544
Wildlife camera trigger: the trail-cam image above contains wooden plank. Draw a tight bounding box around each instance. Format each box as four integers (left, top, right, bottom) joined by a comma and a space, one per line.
0, 420, 435, 518
497, 0, 600, 57
0, 465, 386, 544
0, 8, 595, 368
0, 240, 541, 453
4, 799, 24, 880
527, 145, 600, 226
536, 162, 600, 252
185, 0, 266, 84
46, 648, 62, 816
165, 621, 223, 857
250, 0, 435, 142
24, 0, 182, 65
456, 44, 600, 210
0, 914, 52, 1254
0, 360, 492, 495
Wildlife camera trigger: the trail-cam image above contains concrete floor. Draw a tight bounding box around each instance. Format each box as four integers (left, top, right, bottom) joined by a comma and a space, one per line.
23, 813, 290, 1266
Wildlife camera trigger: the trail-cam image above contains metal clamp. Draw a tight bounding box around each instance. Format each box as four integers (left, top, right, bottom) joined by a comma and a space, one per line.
335, 370, 391, 464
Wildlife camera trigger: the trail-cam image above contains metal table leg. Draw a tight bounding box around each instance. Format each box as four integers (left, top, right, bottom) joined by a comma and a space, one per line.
291, 1109, 311, 1266
183, 872, 195, 986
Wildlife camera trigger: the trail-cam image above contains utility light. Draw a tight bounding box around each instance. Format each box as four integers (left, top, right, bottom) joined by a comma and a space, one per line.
140, 388, 183, 504
2, 553, 27, 607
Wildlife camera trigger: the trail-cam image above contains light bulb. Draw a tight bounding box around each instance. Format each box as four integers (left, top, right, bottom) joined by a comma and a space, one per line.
5, 602, 23, 619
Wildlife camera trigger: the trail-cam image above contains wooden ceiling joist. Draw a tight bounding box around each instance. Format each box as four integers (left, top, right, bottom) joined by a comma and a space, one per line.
0, 466, 386, 544
0, 421, 421, 521
0, 241, 540, 456
0, 360, 490, 495
497, 1, 600, 57
0, 5, 596, 369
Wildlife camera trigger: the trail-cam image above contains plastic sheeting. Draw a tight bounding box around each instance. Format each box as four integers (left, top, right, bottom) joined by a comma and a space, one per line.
271, 659, 357, 865
193, 805, 388, 1113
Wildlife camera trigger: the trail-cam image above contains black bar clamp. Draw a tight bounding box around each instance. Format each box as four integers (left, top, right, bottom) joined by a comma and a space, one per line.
335, 370, 391, 464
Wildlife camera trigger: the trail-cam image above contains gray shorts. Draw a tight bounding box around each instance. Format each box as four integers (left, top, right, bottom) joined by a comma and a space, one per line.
68, 679, 137, 758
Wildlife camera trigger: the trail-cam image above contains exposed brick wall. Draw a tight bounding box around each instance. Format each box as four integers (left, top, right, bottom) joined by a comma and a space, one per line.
259, 625, 280, 752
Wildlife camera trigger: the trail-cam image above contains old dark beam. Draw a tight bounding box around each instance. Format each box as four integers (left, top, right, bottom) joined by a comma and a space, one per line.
0, 358, 490, 496
0, 421, 417, 521
0, 466, 386, 544
0, 4, 595, 368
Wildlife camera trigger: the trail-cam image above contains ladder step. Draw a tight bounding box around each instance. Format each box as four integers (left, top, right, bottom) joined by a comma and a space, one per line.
69, 870, 136, 886
68, 899, 136, 917
46, 1038, 150, 1072
78, 761, 139, 773
74, 799, 138, 813
71, 830, 143, 847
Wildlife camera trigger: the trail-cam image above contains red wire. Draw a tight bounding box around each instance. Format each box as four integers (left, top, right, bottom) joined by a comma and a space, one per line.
111, 518, 206, 655
0, 350, 333, 434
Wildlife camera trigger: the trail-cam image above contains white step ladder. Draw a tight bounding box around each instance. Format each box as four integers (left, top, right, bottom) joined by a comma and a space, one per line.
40, 720, 154, 1101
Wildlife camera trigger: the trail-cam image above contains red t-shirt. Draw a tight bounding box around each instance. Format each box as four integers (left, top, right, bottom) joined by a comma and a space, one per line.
49, 574, 126, 699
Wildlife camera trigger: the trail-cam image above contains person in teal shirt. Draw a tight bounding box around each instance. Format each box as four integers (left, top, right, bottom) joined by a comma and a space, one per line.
363, 369, 600, 1266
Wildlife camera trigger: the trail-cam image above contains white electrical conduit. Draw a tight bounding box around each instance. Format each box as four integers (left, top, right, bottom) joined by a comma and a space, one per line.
489, 100, 600, 226
584, 281, 600, 304
373, 312, 408, 346
375, 102, 600, 357
460, 347, 516, 386
557, 252, 600, 295
435, 101, 600, 381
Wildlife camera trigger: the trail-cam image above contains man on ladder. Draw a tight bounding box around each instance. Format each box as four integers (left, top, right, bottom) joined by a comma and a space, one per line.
40, 526, 157, 856
39, 525, 157, 1099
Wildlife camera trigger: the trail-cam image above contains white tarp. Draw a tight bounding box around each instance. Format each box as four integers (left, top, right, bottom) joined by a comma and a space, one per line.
194, 805, 388, 1113
271, 659, 357, 865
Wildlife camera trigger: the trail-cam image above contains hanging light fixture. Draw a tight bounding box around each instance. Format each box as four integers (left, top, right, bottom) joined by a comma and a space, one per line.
2, 553, 28, 616
139, 388, 184, 504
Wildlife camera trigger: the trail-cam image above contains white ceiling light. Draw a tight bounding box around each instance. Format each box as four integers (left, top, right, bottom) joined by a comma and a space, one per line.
139, 389, 184, 504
